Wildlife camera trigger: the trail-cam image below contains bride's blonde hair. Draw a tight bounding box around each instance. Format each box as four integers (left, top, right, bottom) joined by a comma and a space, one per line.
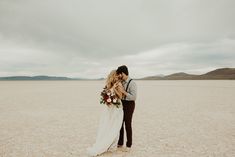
106, 70, 117, 89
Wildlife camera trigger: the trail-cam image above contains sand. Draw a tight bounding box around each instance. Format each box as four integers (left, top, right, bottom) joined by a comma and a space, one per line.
0, 80, 234, 157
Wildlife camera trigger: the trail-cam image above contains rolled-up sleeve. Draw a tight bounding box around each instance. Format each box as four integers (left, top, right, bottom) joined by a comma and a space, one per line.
125, 81, 137, 101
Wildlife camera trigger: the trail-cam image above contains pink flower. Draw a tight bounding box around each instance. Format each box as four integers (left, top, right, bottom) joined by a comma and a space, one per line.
107, 98, 111, 103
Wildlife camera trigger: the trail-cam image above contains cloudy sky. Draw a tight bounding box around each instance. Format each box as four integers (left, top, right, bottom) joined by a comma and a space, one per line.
0, 0, 235, 78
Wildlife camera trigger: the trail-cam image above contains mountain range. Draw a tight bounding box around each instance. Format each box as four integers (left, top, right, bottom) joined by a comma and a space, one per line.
0, 75, 81, 80
141, 68, 235, 80
0, 68, 234, 80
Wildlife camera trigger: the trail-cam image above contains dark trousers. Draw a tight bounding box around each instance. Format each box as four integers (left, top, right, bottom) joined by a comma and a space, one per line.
118, 100, 135, 147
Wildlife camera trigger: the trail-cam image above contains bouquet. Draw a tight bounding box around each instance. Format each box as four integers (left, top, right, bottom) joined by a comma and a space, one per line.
100, 87, 121, 108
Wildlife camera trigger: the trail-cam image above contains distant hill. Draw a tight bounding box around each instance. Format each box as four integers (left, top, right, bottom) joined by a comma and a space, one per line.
141, 74, 164, 80
164, 72, 197, 80
141, 68, 235, 80
0, 75, 80, 80
198, 68, 235, 79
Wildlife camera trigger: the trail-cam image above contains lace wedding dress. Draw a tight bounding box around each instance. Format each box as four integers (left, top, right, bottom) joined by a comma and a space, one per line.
87, 100, 123, 156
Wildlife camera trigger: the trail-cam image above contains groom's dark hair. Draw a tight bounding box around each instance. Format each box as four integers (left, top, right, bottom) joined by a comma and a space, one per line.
116, 65, 129, 76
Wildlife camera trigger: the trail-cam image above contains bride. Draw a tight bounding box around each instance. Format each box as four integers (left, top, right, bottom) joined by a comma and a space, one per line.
87, 70, 124, 156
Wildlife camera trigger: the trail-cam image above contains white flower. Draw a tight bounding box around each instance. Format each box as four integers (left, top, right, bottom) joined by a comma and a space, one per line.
107, 92, 111, 96
107, 98, 111, 103
113, 99, 117, 103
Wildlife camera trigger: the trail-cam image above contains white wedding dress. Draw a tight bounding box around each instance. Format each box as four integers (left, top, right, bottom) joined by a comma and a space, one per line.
87, 100, 123, 156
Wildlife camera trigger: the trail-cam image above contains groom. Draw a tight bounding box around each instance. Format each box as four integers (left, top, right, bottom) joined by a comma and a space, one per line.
116, 65, 137, 151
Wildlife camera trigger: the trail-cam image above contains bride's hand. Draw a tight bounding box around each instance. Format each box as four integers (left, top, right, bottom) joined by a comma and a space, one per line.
113, 82, 119, 88
115, 82, 122, 88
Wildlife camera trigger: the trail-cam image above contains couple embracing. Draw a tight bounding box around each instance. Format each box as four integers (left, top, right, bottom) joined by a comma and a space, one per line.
87, 65, 137, 156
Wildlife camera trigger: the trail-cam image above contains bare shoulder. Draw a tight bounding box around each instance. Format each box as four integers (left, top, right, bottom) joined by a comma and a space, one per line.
117, 82, 123, 86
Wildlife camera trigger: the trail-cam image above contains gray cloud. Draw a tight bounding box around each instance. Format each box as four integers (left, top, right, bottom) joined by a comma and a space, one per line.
0, 0, 235, 78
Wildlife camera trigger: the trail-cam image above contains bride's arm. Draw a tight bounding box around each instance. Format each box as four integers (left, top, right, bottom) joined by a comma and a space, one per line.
113, 87, 122, 99
112, 82, 123, 99
116, 82, 125, 99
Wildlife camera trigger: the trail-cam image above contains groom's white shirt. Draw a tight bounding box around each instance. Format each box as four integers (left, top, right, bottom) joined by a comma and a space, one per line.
122, 77, 137, 101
